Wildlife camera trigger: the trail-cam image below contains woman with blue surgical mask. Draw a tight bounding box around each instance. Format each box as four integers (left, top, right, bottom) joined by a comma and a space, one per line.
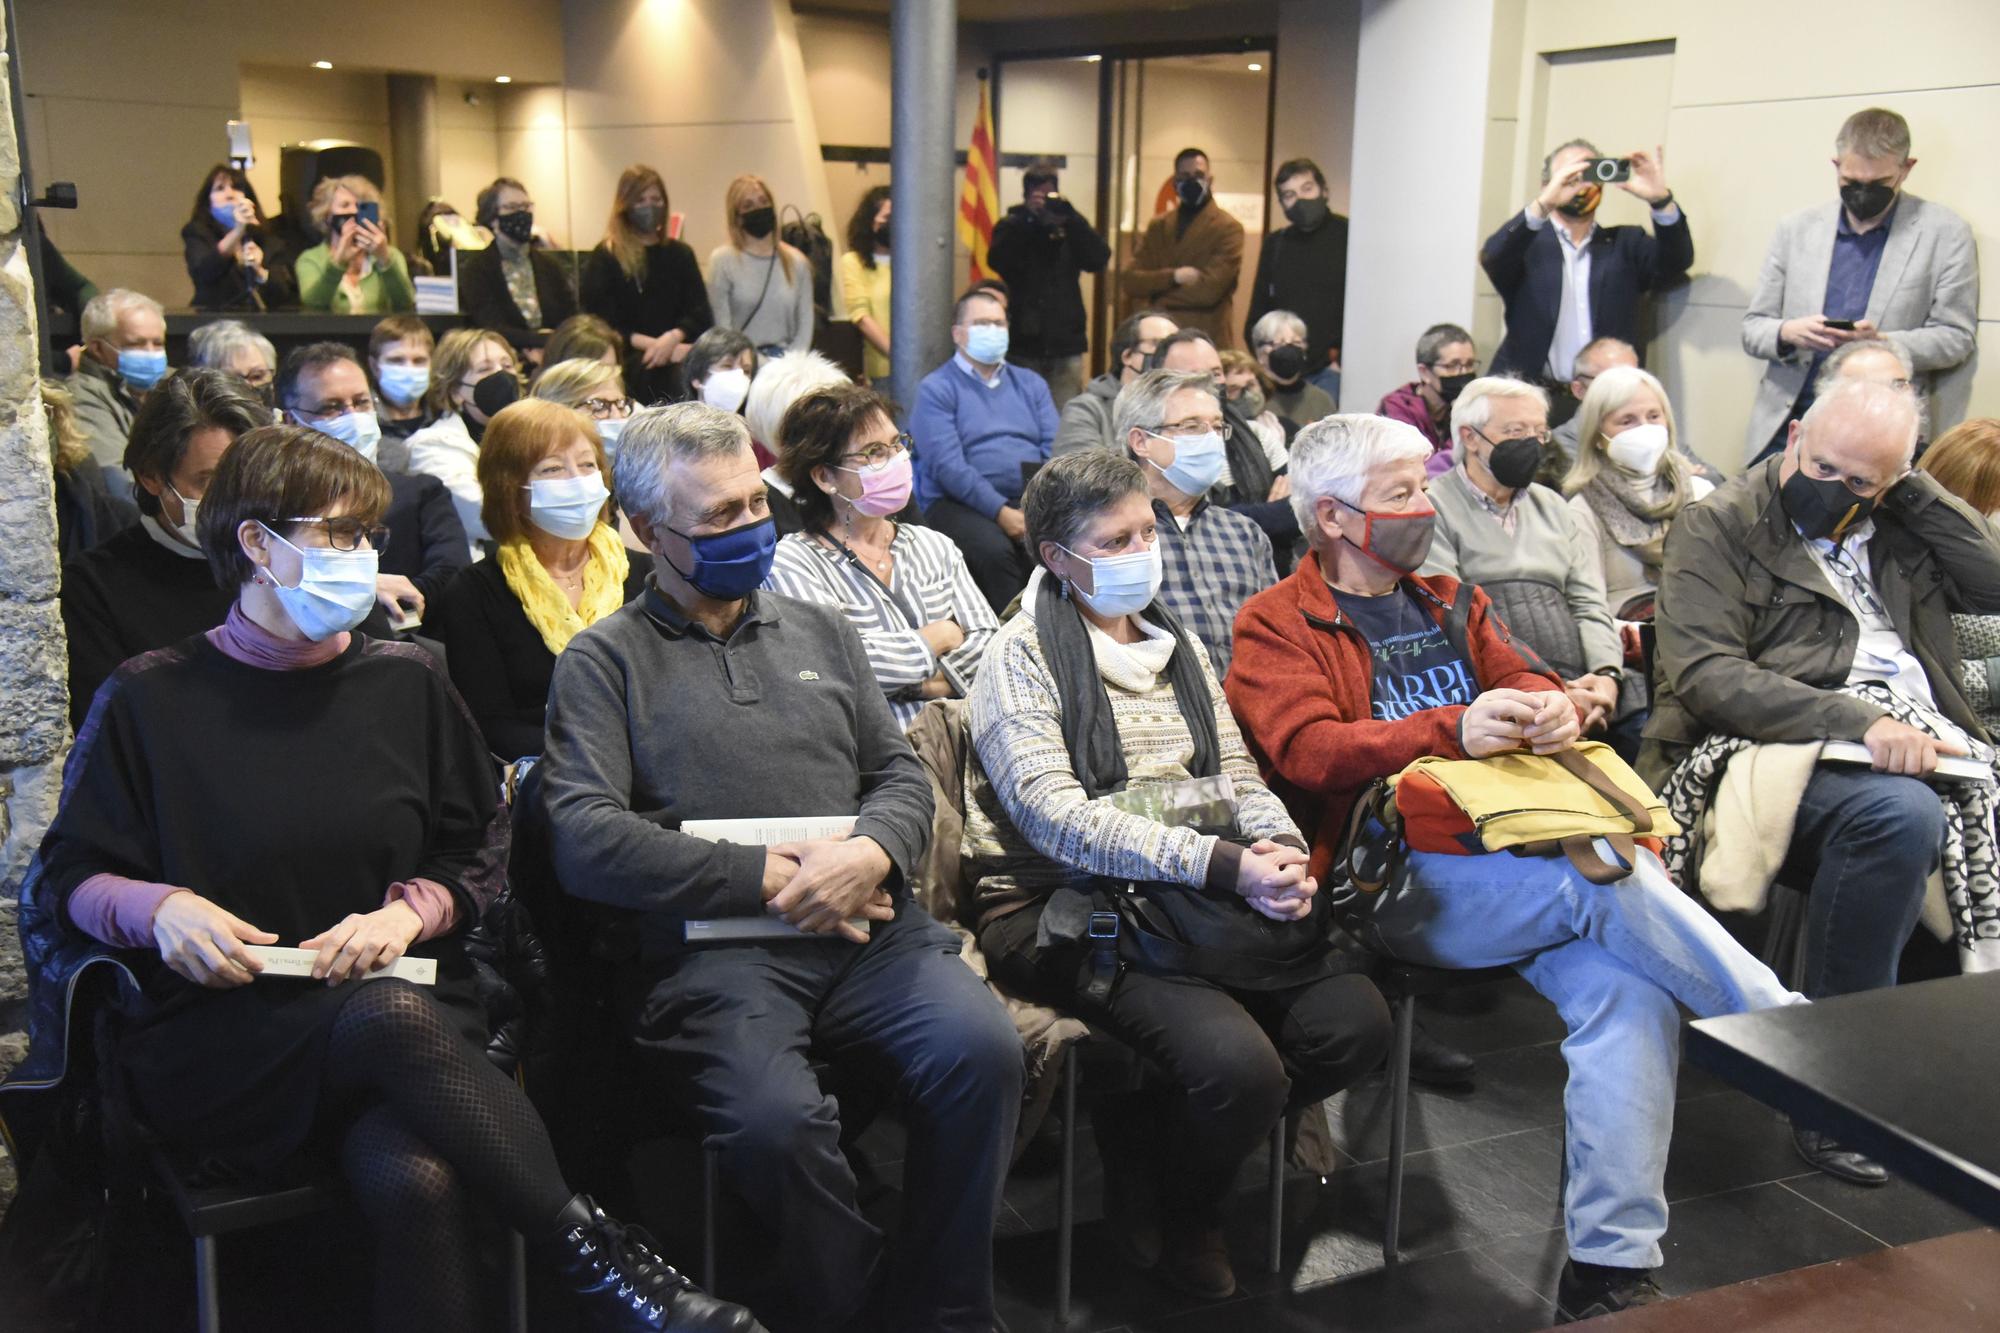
429, 399, 650, 759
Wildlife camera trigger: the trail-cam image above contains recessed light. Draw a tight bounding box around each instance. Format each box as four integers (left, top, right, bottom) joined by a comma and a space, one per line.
1083, 54, 1102, 63
1247, 62, 1263, 71
494, 75, 512, 83
312, 60, 333, 70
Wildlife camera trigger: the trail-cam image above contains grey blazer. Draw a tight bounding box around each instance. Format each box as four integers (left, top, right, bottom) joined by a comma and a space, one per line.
1740, 192, 1979, 454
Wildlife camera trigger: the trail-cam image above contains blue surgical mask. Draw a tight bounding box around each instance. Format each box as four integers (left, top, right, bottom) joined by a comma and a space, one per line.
595, 418, 625, 458
258, 525, 379, 642
210, 202, 244, 230
964, 324, 1009, 365
1142, 428, 1226, 498
524, 473, 610, 541
376, 363, 430, 409
1058, 539, 1164, 618
118, 347, 168, 390
663, 516, 777, 601
306, 410, 383, 466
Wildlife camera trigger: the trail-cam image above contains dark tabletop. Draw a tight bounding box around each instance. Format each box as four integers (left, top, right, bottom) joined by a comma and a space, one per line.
1686, 971, 2000, 1225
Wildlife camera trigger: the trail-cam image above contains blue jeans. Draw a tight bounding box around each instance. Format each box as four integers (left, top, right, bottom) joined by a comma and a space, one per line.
1360, 840, 1803, 1269
1783, 765, 1942, 998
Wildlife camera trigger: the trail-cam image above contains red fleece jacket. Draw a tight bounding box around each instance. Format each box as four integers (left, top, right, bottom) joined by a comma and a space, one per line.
1225, 551, 1561, 882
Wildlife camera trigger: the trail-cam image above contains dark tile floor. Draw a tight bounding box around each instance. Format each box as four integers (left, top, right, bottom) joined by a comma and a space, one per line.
973, 974, 1984, 1332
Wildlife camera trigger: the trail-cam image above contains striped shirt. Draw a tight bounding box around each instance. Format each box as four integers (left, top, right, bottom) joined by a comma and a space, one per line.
1153, 496, 1278, 678
765, 525, 999, 731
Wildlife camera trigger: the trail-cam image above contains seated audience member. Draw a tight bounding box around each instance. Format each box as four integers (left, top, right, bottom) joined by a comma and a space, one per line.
280, 343, 470, 618
910, 286, 1059, 611
60, 368, 265, 726
839, 185, 895, 391
1918, 417, 2000, 735
1114, 368, 1276, 676
1153, 328, 1299, 558
1249, 310, 1335, 425
987, 161, 1112, 408
966, 449, 1389, 1300
1561, 366, 1714, 760
45, 379, 138, 565
1742, 107, 1977, 463
1219, 349, 1288, 462
1482, 141, 1688, 421
460, 177, 578, 356
407, 328, 523, 546
29, 424, 754, 1333
533, 356, 636, 460
743, 349, 852, 534
1649, 380, 2000, 1180
707, 175, 816, 356
1228, 413, 1804, 1320
1815, 336, 1926, 439
181, 162, 295, 312
430, 399, 645, 760
369, 314, 437, 469
683, 326, 758, 415
1054, 308, 1177, 457
1422, 376, 1624, 746
1377, 323, 1477, 477
185, 318, 278, 408
1245, 156, 1347, 400
1550, 338, 1711, 486
540, 312, 625, 376
296, 175, 417, 315
766, 383, 996, 730
539, 402, 1023, 1333
1118, 147, 1245, 348
581, 164, 713, 405
72, 288, 169, 483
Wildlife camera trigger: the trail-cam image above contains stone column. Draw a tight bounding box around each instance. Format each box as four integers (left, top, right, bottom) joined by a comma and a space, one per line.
888, 0, 957, 409
387, 74, 442, 257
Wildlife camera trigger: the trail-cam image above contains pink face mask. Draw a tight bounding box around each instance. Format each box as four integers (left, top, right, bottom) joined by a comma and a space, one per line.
837, 452, 914, 518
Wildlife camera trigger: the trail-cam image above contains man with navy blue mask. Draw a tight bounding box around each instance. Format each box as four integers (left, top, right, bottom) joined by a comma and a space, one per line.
1115, 369, 1275, 677
72, 288, 171, 495
540, 402, 1022, 1333
278, 342, 469, 626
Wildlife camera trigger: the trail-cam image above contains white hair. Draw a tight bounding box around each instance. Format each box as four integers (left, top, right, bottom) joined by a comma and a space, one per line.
743, 350, 849, 452
81, 288, 164, 345
1287, 414, 1434, 532
186, 319, 276, 374
1449, 375, 1549, 462
1112, 369, 1218, 450
1248, 309, 1307, 350
614, 401, 755, 530
1801, 377, 1920, 461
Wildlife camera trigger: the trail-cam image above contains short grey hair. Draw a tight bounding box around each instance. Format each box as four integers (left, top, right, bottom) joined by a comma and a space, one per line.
187, 319, 277, 374
1416, 322, 1474, 367
81, 288, 164, 344
1287, 414, 1433, 532
1449, 376, 1549, 461
1022, 449, 1148, 564
1815, 337, 1915, 394
1835, 107, 1911, 161
1801, 376, 1920, 460
1571, 336, 1636, 381
1540, 138, 1598, 184
1112, 369, 1218, 451
614, 401, 755, 530
743, 349, 848, 451
1248, 309, 1307, 350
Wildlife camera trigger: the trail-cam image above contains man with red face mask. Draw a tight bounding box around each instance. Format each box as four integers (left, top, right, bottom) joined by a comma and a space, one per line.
1480, 139, 1691, 427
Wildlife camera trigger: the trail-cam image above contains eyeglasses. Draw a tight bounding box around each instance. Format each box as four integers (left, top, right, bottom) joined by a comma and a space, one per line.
1475, 424, 1552, 446
841, 434, 913, 468
281, 516, 390, 553
1151, 418, 1232, 441
1431, 358, 1481, 375
1822, 542, 1887, 619
581, 396, 635, 420
297, 395, 374, 419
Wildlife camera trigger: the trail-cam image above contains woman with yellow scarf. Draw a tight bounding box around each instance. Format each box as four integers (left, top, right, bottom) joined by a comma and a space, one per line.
430, 398, 649, 759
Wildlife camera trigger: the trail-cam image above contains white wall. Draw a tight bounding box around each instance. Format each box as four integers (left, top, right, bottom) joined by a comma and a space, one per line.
1273, 0, 1359, 216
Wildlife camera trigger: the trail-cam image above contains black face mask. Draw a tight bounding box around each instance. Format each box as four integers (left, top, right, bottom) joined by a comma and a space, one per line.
494, 210, 535, 244
740, 206, 776, 239
1781, 467, 1874, 542
1436, 372, 1475, 405
1175, 175, 1208, 209
1478, 430, 1543, 491
1267, 344, 1308, 383
1283, 196, 1329, 230
471, 368, 522, 421
628, 203, 665, 235
872, 223, 891, 250
1840, 180, 1897, 222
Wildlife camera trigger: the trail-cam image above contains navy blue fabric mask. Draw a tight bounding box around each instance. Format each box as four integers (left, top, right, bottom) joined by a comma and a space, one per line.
665, 516, 777, 600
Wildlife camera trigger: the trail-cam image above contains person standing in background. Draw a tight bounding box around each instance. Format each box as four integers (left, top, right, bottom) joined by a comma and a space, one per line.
458, 177, 578, 361
1245, 157, 1347, 403
840, 186, 895, 393
1119, 148, 1245, 349
988, 162, 1111, 410
581, 164, 713, 406
708, 174, 817, 358
1741, 107, 1978, 463
295, 176, 417, 315
181, 163, 295, 312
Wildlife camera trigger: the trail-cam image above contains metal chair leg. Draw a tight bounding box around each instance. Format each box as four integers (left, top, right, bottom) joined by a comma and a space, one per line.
506, 1229, 528, 1333
1384, 993, 1416, 1267
195, 1234, 221, 1333
702, 1142, 721, 1295
1267, 1115, 1286, 1274
1056, 1041, 1079, 1328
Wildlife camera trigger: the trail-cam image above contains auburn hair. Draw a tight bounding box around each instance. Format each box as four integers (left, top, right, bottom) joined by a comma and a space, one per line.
476, 398, 610, 545
1921, 418, 2000, 516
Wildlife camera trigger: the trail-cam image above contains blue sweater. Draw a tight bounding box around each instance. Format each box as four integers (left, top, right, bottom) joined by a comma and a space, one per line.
910, 357, 1060, 517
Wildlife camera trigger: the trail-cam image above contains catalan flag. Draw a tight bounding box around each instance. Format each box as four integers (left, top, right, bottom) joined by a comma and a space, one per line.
958, 72, 999, 282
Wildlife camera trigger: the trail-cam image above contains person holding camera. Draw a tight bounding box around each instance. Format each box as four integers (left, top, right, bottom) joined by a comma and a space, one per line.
987, 162, 1111, 410
295, 175, 416, 315
1480, 141, 1690, 425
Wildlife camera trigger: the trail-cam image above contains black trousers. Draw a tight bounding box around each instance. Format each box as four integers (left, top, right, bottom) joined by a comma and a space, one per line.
981, 905, 1392, 1227
923, 497, 1034, 613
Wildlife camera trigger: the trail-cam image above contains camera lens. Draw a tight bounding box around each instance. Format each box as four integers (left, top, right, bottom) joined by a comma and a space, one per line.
1592, 159, 1617, 182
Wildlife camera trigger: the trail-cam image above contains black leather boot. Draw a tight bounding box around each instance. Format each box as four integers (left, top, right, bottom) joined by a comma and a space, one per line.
553, 1194, 765, 1332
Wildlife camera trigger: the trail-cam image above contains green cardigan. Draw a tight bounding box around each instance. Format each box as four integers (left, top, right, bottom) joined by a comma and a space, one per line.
295, 242, 417, 314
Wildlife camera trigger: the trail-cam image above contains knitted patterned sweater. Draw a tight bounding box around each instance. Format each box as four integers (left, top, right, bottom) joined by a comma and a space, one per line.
965, 570, 1301, 925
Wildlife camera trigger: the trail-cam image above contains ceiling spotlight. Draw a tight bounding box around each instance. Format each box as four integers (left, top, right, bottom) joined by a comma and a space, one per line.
1247, 62, 1263, 71
312, 60, 333, 70
1083, 54, 1102, 63
494, 75, 512, 83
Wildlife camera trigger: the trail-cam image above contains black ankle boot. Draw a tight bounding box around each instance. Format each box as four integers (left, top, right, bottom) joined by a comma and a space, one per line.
553, 1194, 765, 1332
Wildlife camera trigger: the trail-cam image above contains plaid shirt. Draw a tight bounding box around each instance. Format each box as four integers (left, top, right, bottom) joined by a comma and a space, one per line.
1153, 496, 1278, 678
